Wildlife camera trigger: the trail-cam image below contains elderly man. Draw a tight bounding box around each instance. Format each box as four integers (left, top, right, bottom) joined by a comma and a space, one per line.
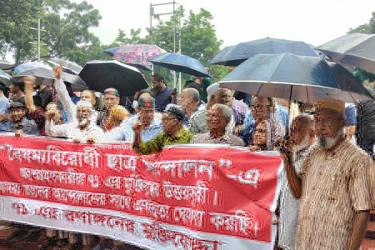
96, 88, 121, 129
177, 88, 204, 126
278, 115, 315, 250
191, 104, 244, 146
45, 100, 103, 143
189, 88, 236, 134
113, 91, 162, 142
132, 104, 193, 155
283, 98, 371, 250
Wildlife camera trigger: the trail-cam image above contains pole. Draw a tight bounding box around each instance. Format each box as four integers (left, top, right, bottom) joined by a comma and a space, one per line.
150, 4, 154, 74
172, 0, 176, 88
37, 18, 41, 62
178, 15, 182, 93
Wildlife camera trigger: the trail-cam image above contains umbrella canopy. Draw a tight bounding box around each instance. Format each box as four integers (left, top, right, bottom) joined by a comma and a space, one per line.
12, 67, 87, 91
14, 61, 52, 74
149, 53, 210, 77
316, 33, 375, 74
218, 53, 372, 103
48, 58, 83, 75
0, 70, 11, 87
209, 45, 236, 65
79, 60, 148, 97
0, 60, 14, 70
104, 46, 120, 56
114, 44, 165, 71
211, 37, 320, 66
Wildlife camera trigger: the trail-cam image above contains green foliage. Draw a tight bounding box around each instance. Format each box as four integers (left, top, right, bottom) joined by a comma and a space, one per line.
349, 12, 375, 34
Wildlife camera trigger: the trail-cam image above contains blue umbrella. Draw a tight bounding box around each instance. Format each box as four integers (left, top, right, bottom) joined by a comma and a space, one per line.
316, 33, 375, 74
209, 45, 236, 65
218, 53, 372, 103
148, 52, 210, 77
14, 61, 52, 74
211, 37, 320, 66
103, 46, 120, 56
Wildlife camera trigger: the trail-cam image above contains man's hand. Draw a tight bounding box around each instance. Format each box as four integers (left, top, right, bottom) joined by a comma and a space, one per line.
0, 114, 10, 122
73, 138, 81, 143
132, 121, 142, 134
86, 136, 96, 144
45, 110, 56, 121
24, 75, 36, 86
249, 145, 261, 152
53, 63, 63, 80
15, 130, 24, 137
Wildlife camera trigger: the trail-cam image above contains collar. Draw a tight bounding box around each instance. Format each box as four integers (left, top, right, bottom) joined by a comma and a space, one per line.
168, 127, 187, 140
322, 137, 347, 158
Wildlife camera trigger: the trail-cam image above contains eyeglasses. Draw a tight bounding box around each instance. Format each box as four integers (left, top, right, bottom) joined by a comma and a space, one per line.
252, 104, 269, 110
162, 117, 177, 122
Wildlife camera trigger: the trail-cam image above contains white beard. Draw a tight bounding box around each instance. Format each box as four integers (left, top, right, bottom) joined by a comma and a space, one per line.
293, 135, 310, 153
319, 133, 341, 149
78, 118, 89, 128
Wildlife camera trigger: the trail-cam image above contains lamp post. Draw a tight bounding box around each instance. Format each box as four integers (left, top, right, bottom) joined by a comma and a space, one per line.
149, 1, 181, 88
30, 19, 46, 62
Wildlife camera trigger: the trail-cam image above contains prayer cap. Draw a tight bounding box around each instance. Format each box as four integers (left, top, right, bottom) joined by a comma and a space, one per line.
315, 98, 345, 116
76, 100, 93, 110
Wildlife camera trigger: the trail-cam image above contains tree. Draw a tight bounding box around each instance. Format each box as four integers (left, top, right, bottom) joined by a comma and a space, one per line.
349, 12, 375, 34
0, 0, 43, 62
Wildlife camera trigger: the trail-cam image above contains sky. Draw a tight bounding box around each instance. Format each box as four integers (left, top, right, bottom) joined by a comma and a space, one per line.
82, 0, 374, 48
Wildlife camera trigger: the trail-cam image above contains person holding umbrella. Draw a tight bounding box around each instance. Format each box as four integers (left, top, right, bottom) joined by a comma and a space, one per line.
282, 98, 371, 250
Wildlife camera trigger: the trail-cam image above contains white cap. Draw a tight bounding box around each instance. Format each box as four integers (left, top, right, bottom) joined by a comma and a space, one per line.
207, 82, 221, 97
76, 100, 93, 110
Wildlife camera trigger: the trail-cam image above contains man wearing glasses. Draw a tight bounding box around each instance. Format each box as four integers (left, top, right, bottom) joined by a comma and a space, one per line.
132, 104, 193, 155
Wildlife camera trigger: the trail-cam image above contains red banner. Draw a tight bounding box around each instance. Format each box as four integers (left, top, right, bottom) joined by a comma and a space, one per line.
0, 135, 282, 249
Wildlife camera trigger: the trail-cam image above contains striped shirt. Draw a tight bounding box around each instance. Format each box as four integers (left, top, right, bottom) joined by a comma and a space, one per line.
297, 139, 371, 249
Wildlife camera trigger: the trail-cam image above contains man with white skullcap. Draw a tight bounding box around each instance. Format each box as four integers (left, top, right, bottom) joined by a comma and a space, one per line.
45, 100, 103, 143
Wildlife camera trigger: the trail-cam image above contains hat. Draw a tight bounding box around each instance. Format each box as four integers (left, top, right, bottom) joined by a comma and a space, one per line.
104, 88, 120, 97
138, 96, 155, 108
76, 100, 93, 110
164, 104, 185, 121
315, 98, 345, 116
207, 82, 221, 96
8, 102, 26, 110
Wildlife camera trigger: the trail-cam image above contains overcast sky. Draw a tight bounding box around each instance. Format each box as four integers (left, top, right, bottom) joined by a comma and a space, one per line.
82, 0, 374, 48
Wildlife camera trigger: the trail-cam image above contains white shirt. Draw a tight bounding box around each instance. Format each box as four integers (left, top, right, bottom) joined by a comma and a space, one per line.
45, 120, 103, 142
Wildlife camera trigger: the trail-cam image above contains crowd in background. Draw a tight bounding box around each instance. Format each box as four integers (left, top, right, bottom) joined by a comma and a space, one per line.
0, 63, 373, 250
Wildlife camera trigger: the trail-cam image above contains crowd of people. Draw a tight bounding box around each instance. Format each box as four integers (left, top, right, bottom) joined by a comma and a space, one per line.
0, 62, 373, 250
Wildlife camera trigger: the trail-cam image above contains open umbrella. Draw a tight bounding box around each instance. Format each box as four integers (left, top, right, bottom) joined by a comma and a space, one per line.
79, 60, 148, 97
211, 37, 320, 66
48, 58, 83, 75
0, 60, 14, 70
12, 67, 88, 91
316, 33, 375, 74
218, 53, 373, 103
149, 52, 210, 77
209, 45, 236, 65
104, 46, 120, 56
14, 61, 52, 74
0, 70, 11, 87
113, 44, 165, 71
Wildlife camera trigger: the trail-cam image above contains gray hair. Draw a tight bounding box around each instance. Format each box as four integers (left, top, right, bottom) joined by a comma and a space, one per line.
184, 88, 200, 103
211, 103, 232, 121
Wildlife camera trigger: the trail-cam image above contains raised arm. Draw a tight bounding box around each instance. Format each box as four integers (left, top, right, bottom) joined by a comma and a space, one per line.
53, 64, 76, 122
24, 76, 36, 113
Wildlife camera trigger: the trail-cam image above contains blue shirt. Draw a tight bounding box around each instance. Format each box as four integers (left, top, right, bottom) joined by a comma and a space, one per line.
115, 115, 163, 142
154, 86, 174, 112
0, 98, 10, 131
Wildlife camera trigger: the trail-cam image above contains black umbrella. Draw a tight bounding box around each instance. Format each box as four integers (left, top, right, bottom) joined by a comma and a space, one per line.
211, 37, 320, 67
316, 33, 375, 74
12, 67, 88, 91
79, 60, 148, 97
